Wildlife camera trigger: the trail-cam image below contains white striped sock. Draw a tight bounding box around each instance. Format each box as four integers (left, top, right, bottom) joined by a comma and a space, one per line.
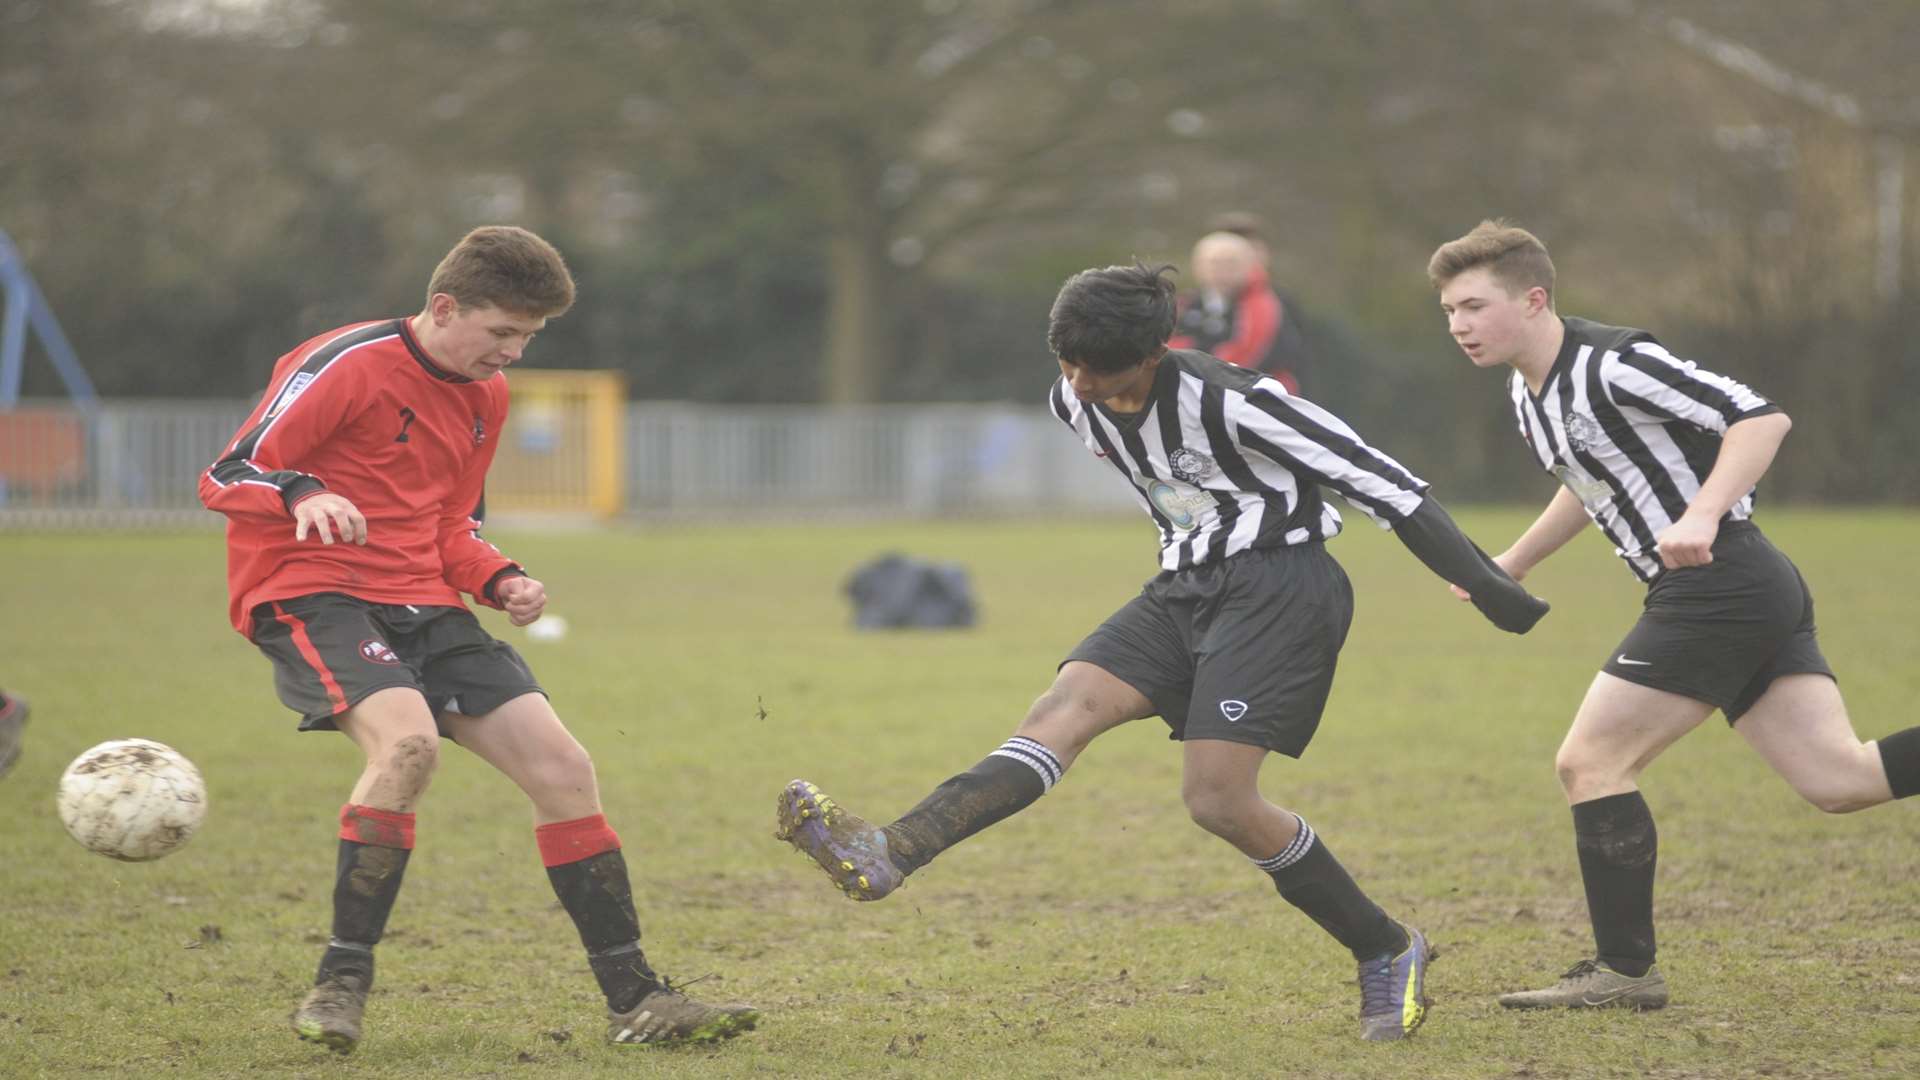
989, 736, 1065, 792
1251, 815, 1316, 874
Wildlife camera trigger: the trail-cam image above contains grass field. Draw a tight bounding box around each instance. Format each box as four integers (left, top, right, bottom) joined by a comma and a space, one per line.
2, 510, 1917, 1079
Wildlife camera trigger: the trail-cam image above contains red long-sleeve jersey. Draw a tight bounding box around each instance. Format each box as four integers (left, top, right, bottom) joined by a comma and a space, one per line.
200, 318, 521, 637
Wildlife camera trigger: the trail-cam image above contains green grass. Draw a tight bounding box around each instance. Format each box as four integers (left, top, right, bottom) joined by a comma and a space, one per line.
2, 509, 1917, 1078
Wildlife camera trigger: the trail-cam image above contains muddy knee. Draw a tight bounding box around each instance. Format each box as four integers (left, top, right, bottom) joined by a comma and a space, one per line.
1014, 688, 1094, 759
370, 734, 440, 802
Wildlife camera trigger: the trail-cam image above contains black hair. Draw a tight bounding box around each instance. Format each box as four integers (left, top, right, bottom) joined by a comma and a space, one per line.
1046, 261, 1177, 373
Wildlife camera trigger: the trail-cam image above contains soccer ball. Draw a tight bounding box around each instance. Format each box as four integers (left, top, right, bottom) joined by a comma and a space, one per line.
56, 739, 208, 862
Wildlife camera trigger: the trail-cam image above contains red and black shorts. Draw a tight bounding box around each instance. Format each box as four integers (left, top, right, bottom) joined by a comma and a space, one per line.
249, 592, 544, 732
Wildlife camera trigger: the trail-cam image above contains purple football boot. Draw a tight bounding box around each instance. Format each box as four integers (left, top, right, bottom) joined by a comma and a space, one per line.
774, 779, 904, 901
1357, 924, 1433, 1041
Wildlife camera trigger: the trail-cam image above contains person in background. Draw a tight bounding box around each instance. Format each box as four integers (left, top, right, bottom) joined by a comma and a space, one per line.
1170, 217, 1313, 393
0, 689, 27, 778
1169, 231, 1287, 386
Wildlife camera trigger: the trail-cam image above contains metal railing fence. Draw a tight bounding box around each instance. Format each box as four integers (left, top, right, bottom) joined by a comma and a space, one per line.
0, 399, 1132, 528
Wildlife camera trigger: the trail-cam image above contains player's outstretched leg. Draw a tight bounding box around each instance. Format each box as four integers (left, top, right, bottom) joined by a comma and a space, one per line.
774, 779, 904, 900
0, 691, 28, 779
775, 736, 1066, 900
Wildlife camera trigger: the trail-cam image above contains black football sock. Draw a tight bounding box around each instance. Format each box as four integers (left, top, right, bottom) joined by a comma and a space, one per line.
1257, 816, 1407, 962
1876, 727, 1920, 799
1572, 792, 1658, 978
540, 816, 659, 1013
882, 737, 1065, 874
317, 804, 416, 988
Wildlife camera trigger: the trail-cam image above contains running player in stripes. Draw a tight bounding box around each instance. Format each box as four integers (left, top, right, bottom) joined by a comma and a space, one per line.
778, 261, 1549, 1042
200, 227, 756, 1053
1429, 219, 1920, 1011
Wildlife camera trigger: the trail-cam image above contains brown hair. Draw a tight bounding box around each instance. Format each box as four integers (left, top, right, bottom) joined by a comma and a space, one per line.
425, 226, 576, 317
1427, 219, 1555, 302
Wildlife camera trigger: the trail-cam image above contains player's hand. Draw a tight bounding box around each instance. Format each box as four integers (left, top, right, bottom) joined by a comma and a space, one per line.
1655, 515, 1717, 570
1450, 551, 1525, 602
293, 492, 367, 545
496, 574, 548, 626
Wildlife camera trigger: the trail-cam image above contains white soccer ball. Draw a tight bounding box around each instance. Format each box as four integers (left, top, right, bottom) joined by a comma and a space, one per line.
56, 739, 207, 862
526, 614, 569, 642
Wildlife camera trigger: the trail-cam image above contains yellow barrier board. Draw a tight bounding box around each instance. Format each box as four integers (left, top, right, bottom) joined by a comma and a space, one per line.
490, 370, 625, 518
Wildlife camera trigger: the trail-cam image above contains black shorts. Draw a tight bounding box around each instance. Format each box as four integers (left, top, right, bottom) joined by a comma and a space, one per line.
249, 592, 544, 731
1602, 522, 1833, 723
1063, 543, 1353, 758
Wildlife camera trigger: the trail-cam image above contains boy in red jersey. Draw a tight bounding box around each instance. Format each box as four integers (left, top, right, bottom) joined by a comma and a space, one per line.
200, 226, 756, 1053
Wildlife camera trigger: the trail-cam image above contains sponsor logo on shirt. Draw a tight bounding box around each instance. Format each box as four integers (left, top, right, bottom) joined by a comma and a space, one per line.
1147, 480, 1213, 531
472, 415, 487, 446
1552, 464, 1613, 504
266, 372, 317, 418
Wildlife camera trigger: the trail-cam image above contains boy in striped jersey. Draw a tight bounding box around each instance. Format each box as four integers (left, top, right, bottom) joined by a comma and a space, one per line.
201, 227, 755, 1053
1430, 219, 1920, 1011
779, 262, 1548, 1042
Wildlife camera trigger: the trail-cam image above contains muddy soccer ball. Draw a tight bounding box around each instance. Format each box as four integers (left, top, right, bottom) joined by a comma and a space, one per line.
56, 739, 207, 862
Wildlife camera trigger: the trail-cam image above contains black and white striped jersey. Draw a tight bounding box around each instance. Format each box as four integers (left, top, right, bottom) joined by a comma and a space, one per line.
1048, 349, 1429, 571
1510, 317, 1780, 582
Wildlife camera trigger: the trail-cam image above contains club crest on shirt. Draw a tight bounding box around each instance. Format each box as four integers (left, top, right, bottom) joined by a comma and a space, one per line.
359, 639, 402, 665
471, 415, 487, 446
1168, 447, 1217, 484
1562, 411, 1605, 454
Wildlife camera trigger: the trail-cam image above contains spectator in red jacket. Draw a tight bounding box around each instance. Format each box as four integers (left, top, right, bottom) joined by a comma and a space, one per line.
1169, 231, 1300, 393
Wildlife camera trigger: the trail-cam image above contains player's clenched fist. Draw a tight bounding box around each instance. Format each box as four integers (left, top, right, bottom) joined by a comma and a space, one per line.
1654, 515, 1717, 570
292, 492, 367, 545
496, 574, 548, 626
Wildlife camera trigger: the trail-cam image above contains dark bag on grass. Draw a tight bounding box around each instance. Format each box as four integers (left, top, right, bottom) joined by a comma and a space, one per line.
845, 553, 976, 630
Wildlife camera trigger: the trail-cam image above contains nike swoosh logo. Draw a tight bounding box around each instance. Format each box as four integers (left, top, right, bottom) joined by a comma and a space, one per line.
1094, 450, 1109, 458
1580, 987, 1642, 1006
1615, 655, 1652, 666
